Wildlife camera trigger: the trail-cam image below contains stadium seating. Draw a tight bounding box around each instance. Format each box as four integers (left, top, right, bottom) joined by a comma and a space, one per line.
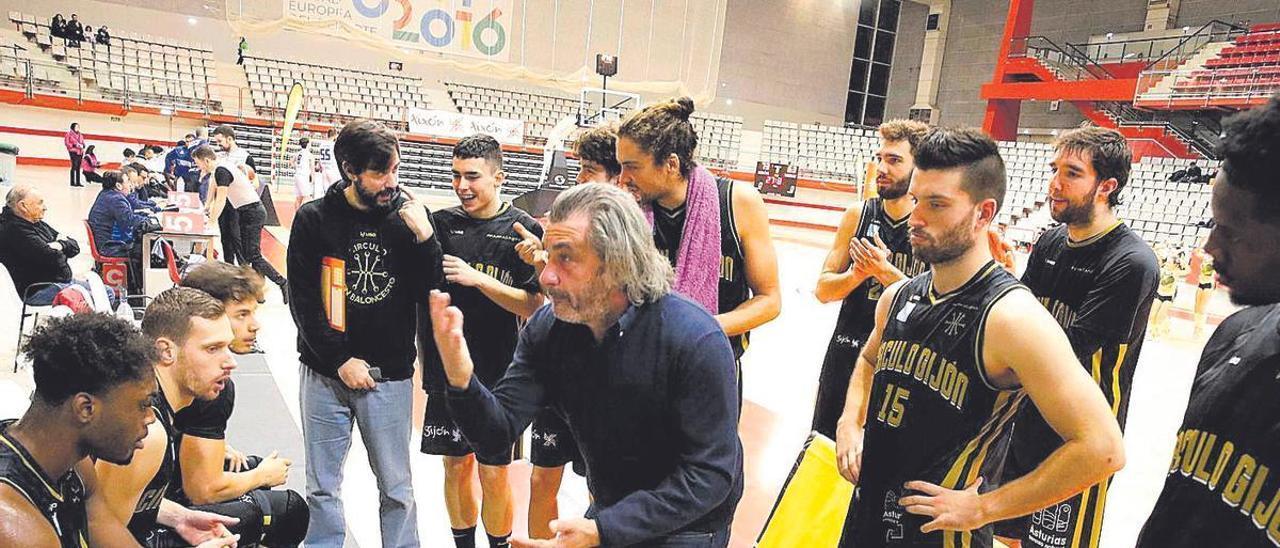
445, 81, 744, 166
1161, 24, 1280, 101
760, 120, 878, 180
218, 123, 579, 195
243, 56, 435, 125
7, 11, 216, 112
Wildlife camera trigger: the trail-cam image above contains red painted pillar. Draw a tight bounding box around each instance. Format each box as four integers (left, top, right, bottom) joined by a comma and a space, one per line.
982, 0, 1036, 140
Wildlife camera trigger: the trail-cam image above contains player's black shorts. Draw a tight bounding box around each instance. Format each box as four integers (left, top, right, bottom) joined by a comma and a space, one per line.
420, 394, 513, 466
811, 331, 867, 439
1198, 282, 1214, 290
1156, 293, 1174, 302
530, 407, 581, 472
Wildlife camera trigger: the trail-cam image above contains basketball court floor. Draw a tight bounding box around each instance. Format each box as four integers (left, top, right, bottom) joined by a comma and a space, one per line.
0, 165, 1237, 548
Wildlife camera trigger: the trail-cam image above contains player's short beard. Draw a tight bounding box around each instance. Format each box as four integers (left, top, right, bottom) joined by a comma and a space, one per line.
1052, 184, 1099, 226
878, 169, 912, 200
353, 176, 397, 213
912, 213, 977, 265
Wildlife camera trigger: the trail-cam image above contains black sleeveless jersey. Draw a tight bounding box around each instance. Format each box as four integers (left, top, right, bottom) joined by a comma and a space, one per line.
842, 262, 1026, 548
128, 383, 177, 541
0, 420, 89, 548
1004, 222, 1158, 547
653, 177, 751, 358
1137, 304, 1280, 548
829, 198, 926, 347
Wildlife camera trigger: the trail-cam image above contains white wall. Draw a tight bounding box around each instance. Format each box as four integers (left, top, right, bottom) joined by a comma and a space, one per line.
0, 103, 202, 164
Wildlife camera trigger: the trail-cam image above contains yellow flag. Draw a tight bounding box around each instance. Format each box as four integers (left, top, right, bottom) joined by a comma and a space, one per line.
756, 433, 856, 547
277, 81, 305, 177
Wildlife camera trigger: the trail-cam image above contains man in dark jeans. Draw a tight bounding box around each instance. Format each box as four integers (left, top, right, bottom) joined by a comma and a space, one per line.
430, 183, 743, 547
192, 145, 288, 303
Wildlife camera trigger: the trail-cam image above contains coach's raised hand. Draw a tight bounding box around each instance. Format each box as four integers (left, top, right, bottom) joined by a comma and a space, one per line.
398, 191, 434, 243
429, 289, 474, 389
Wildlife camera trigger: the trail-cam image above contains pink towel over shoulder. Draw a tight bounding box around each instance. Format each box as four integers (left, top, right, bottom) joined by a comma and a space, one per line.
646, 165, 721, 313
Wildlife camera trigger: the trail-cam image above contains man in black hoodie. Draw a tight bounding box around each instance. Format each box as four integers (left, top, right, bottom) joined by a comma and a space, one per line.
287, 119, 442, 548
0, 184, 82, 304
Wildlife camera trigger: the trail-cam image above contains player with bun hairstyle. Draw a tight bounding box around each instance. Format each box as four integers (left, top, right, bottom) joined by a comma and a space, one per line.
615, 97, 781, 403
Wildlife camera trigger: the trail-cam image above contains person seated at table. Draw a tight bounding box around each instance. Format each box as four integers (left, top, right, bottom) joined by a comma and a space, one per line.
121, 165, 161, 212
0, 184, 84, 305
87, 171, 147, 292
81, 144, 105, 184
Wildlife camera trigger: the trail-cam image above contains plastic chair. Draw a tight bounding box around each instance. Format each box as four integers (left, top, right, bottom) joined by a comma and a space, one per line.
1, 265, 54, 372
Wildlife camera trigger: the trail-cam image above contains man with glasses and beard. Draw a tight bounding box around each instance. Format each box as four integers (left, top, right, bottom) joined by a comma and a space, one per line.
812, 119, 930, 440
993, 127, 1158, 548
1136, 94, 1280, 548
287, 119, 442, 548
834, 128, 1124, 547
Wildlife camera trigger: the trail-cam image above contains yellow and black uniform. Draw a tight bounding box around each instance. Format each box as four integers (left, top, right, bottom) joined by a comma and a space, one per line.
997, 222, 1158, 547
839, 262, 1024, 548
1157, 258, 1183, 302
653, 177, 751, 358
128, 385, 179, 543
419, 203, 541, 466
1198, 255, 1216, 290
813, 197, 926, 438
0, 419, 89, 548
1137, 304, 1280, 547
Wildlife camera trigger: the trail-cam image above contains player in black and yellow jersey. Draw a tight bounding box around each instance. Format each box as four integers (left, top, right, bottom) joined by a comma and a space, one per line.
812, 119, 931, 439
834, 127, 1125, 548
995, 127, 1159, 548
1137, 94, 1280, 548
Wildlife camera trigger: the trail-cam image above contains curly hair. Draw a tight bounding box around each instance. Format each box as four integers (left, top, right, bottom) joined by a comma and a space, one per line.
1219, 93, 1280, 221
617, 97, 698, 179
878, 119, 931, 152
574, 125, 621, 178
23, 313, 155, 404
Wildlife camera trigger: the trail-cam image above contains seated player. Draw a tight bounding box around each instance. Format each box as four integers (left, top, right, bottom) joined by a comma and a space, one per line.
93, 288, 265, 547
0, 313, 238, 548
173, 262, 309, 547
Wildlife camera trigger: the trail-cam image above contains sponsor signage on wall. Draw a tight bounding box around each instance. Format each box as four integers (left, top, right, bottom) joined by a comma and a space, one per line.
408, 108, 524, 144
285, 0, 513, 61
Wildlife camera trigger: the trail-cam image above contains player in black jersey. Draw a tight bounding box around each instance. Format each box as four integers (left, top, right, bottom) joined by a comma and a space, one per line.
994, 127, 1159, 548
1137, 94, 1280, 548
1, 314, 164, 547
94, 288, 247, 547
812, 119, 931, 439
175, 262, 309, 547
616, 97, 780, 367
834, 127, 1125, 547
419, 134, 544, 548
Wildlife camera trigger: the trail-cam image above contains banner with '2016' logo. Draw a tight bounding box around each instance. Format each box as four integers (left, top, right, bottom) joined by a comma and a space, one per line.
285, 0, 513, 61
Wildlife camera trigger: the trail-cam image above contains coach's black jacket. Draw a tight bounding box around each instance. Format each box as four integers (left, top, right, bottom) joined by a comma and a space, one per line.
0, 206, 78, 298
287, 182, 442, 381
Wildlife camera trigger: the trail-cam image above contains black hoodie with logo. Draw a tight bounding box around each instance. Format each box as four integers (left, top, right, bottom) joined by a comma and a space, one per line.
287, 182, 443, 381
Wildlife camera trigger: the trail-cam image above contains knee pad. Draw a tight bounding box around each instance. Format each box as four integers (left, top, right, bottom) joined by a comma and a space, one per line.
248, 488, 309, 547
191, 498, 264, 546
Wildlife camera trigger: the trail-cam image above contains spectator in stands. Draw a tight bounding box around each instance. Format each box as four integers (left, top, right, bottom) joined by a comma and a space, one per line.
65, 123, 85, 187
237, 37, 247, 65
50, 14, 67, 39
67, 14, 84, 45
96, 25, 110, 46
1186, 161, 1203, 183
87, 171, 147, 291
0, 184, 83, 304
81, 144, 104, 184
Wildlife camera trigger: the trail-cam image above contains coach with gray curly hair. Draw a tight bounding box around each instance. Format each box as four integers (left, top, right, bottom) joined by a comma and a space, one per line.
429, 182, 743, 548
